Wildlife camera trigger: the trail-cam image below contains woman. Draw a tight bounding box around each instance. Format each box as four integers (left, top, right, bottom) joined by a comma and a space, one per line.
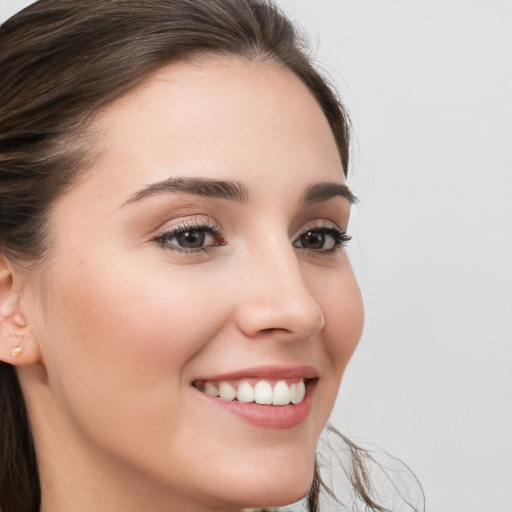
0, 1, 415, 511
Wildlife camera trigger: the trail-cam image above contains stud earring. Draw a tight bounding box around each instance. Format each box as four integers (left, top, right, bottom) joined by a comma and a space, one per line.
10, 345, 23, 358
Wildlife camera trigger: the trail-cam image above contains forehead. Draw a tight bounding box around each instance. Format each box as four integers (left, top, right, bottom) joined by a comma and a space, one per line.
78, 56, 345, 206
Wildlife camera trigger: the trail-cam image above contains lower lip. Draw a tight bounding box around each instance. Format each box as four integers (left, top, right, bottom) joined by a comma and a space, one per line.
195, 381, 316, 430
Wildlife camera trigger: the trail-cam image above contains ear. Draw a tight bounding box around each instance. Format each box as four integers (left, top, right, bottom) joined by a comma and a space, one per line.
0, 255, 41, 366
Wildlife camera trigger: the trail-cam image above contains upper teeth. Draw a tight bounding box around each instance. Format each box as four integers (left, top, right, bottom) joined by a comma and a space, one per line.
199, 379, 306, 405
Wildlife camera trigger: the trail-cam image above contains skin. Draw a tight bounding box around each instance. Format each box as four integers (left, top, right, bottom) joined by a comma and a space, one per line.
0, 57, 364, 512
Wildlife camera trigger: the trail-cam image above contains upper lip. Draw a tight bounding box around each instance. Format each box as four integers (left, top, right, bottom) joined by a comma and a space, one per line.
192, 365, 319, 382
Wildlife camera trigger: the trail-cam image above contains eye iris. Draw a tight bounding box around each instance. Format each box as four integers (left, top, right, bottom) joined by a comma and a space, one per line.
176, 230, 205, 248
300, 230, 325, 249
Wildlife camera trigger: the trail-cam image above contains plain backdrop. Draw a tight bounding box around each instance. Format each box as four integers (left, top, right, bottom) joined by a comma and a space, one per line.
1, 1, 511, 512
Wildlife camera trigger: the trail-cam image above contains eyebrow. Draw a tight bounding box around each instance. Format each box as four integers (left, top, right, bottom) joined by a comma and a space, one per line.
122, 177, 356, 207
123, 177, 250, 205
302, 182, 357, 205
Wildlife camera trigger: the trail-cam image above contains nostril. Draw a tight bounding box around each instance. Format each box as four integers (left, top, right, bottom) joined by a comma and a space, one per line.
260, 327, 291, 334
233, 273, 325, 339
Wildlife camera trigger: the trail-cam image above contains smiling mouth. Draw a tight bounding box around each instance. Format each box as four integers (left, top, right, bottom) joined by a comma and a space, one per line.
192, 378, 317, 406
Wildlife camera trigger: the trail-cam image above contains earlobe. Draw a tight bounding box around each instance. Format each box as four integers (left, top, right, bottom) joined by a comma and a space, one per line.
0, 255, 41, 366
10, 344, 24, 358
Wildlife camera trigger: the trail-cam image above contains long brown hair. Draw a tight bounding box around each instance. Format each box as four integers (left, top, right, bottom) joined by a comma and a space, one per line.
0, 2, 421, 511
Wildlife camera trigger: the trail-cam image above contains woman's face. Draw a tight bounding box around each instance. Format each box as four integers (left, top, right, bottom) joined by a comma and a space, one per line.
22, 57, 363, 511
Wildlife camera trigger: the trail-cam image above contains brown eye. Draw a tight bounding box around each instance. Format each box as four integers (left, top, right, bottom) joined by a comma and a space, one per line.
176, 230, 206, 248
155, 221, 223, 253
299, 230, 327, 250
293, 226, 351, 253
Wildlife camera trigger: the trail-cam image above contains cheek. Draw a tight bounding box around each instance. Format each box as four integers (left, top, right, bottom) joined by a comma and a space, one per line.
39, 251, 228, 429
302, 260, 364, 433
315, 265, 363, 415
325, 283, 364, 364
312, 261, 364, 369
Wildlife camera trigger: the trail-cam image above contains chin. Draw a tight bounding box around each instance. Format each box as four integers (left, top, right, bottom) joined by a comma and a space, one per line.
245, 486, 310, 510
221, 456, 315, 510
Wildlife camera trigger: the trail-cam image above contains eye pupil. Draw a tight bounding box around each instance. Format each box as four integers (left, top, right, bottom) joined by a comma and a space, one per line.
300, 231, 325, 249
177, 230, 205, 248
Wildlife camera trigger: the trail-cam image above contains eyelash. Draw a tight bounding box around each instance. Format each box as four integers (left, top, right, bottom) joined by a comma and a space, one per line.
293, 224, 352, 255
154, 220, 351, 255
154, 219, 224, 254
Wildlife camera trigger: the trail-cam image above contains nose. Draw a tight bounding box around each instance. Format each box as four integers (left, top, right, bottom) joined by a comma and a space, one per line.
234, 242, 325, 342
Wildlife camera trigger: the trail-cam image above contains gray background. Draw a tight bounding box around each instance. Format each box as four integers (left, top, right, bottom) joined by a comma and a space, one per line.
1, 1, 511, 511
